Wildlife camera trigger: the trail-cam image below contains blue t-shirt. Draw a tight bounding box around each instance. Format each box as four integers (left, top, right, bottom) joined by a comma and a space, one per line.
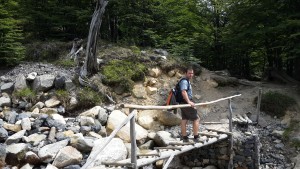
179, 79, 192, 100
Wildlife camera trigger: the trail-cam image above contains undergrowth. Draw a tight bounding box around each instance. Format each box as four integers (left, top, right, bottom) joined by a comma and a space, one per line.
283, 120, 300, 148
76, 87, 102, 109
101, 59, 146, 92
13, 88, 36, 103
255, 91, 296, 117
55, 89, 70, 107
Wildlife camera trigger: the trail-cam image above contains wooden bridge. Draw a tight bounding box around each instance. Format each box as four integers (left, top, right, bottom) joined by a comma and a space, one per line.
82, 94, 244, 169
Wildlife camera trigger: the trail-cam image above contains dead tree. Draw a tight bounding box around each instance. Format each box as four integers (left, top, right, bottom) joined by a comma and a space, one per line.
78, 0, 116, 103
80, 0, 109, 78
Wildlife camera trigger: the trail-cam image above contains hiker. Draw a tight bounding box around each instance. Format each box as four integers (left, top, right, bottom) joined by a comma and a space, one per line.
179, 67, 200, 143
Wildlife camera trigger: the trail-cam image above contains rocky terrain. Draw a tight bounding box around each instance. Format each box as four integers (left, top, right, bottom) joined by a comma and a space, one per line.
0, 51, 299, 169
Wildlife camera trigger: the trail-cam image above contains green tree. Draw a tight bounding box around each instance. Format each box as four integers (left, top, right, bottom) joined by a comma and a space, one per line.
19, 0, 93, 40
0, 0, 25, 66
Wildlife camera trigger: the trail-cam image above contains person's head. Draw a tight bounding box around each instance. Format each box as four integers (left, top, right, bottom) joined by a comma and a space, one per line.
185, 67, 194, 80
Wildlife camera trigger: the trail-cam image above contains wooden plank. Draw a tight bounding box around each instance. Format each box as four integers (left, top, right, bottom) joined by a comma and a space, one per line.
163, 153, 175, 169
199, 132, 219, 137
236, 114, 248, 123
202, 122, 229, 124
168, 142, 196, 146
117, 134, 228, 168
228, 99, 233, 169
243, 114, 253, 124
101, 162, 135, 168
256, 88, 262, 123
137, 152, 160, 157
130, 108, 137, 169
206, 128, 232, 135
154, 147, 182, 150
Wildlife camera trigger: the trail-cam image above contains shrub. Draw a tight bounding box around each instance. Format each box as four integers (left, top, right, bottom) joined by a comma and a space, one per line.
25, 41, 67, 62
255, 91, 296, 117
130, 46, 141, 55
55, 89, 69, 107
76, 87, 102, 108
53, 58, 75, 68
101, 60, 146, 92
14, 88, 36, 103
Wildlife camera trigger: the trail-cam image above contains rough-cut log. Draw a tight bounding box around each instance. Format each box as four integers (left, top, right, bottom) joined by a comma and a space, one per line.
81, 0, 108, 77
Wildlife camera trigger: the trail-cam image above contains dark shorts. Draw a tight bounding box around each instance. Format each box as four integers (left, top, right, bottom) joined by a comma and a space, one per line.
180, 106, 199, 121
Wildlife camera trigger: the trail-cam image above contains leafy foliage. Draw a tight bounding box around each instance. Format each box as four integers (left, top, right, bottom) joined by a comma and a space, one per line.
0, 0, 25, 66
1, 0, 300, 81
256, 91, 296, 117
25, 41, 67, 62
102, 60, 146, 92
76, 87, 102, 109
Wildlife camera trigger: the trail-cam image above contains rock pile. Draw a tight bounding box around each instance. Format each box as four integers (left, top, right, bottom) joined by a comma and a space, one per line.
0, 63, 185, 168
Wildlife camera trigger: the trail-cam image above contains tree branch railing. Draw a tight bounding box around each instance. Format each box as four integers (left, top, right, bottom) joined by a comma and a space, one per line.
121, 94, 241, 110
82, 94, 241, 169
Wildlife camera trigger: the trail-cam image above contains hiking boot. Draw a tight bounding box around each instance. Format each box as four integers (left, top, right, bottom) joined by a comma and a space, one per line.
182, 136, 189, 143
193, 135, 200, 143
193, 137, 200, 143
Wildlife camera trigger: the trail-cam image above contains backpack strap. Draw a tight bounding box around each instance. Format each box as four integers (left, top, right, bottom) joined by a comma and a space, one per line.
177, 78, 190, 91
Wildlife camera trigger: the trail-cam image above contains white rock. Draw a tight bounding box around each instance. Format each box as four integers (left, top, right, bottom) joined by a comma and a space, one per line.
107, 110, 148, 144
52, 146, 83, 168
81, 138, 127, 168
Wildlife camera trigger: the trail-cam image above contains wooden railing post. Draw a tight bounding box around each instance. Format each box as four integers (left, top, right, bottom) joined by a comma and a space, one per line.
130, 108, 137, 169
256, 88, 262, 124
228, 99, 233, 169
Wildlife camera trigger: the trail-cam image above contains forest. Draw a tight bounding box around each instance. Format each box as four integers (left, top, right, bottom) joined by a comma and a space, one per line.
1, 0, 299, 81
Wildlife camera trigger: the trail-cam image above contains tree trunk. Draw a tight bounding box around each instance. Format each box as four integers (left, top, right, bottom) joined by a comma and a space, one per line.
81, 0, 108, 78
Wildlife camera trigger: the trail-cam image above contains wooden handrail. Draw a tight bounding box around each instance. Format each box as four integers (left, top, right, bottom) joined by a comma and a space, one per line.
82, 94, 241, 169
121, 94, 241, 110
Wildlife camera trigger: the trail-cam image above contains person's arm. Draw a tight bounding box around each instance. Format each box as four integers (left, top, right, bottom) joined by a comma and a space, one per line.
182, 90, 195, 107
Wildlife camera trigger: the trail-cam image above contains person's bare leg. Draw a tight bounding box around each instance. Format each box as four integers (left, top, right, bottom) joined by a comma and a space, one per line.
193, 118, 200, 136
181, 120, 188, 136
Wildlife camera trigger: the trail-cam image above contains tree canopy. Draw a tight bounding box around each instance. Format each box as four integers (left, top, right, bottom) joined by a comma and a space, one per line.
1, 0, 299, 80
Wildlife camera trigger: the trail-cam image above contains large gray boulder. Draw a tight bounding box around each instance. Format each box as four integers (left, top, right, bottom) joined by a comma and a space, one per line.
14, 74, 27, 92
32, 74, 55, 92
38, 139, 69, 163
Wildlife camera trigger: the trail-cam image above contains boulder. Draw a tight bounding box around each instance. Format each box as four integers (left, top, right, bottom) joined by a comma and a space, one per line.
81, 138, 127, 168
52, 146, 83, 168
107, 110, 148, 144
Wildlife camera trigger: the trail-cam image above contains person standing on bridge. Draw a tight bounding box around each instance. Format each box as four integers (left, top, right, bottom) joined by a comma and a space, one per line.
179, 67, 200, 143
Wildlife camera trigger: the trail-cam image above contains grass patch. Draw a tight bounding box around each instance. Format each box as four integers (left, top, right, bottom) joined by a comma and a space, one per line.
101, 60, 146, 92
130, 46, 141, 55
14, 88, 36, 103
76, 87, 102, 109
255, 91, 296, 117
55, 89, 70, 107
53, 58, 75, 68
